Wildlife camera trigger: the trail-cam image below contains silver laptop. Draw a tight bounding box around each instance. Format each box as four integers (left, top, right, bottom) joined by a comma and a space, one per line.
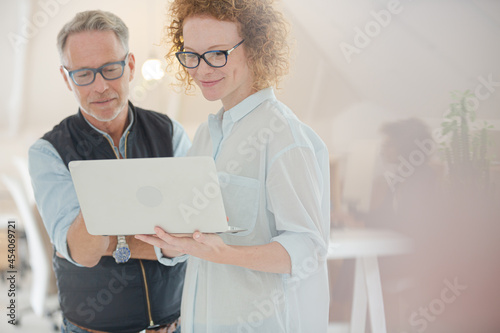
68, 156, 245, 235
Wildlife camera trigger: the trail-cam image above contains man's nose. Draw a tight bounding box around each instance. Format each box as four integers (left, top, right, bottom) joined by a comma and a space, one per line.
92, 72, 109, 93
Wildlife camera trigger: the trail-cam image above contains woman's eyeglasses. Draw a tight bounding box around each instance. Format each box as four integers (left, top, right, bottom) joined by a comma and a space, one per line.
175, 40, 244, 69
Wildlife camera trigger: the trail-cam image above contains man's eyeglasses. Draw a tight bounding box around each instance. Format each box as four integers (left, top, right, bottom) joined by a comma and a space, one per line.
63, 53, 129, 86
175, 40, 244, 69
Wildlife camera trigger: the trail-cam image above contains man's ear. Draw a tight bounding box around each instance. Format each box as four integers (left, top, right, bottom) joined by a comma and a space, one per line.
127, 52, 136, 82
60, 66, 73, 92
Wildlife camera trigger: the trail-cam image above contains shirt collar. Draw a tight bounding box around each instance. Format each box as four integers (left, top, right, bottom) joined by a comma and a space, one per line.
207, 87, 275, 159
223, 87, 275, 123
209, 87, 275, 133
82, 105, 134, 141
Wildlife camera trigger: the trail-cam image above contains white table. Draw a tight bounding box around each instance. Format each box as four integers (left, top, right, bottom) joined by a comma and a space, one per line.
328, 228, 413, 333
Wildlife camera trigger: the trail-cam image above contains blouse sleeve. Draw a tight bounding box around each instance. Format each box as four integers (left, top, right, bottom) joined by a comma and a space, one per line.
267, 145, 330, 277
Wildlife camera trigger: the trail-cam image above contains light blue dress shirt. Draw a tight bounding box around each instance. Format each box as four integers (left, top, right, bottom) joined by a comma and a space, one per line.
29, 108, 191, 266
179, 88, 331, 332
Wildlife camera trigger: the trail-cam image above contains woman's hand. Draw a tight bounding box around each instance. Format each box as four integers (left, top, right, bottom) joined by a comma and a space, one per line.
135, 227, 228, 262
136, 227, 291, 274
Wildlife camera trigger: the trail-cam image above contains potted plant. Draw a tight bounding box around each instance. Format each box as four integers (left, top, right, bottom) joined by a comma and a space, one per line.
440, 90, 495, 197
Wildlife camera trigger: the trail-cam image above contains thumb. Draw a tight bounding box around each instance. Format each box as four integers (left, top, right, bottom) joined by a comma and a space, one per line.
193, 230, 204, 243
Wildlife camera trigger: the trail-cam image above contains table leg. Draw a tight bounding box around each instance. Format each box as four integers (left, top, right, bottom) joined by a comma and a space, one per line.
363, 256, 387, 333
350, 258, 367, 333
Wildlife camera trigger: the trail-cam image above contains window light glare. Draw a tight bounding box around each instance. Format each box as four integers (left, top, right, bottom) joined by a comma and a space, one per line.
141, 59, 165, 80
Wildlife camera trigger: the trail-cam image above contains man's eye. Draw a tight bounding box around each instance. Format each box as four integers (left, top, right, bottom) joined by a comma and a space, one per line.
75, 71, 91, 78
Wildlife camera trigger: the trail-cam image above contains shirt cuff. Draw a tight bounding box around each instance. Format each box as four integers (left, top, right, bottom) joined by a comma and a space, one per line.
154, 246, 189, 266
272, 231, 327, 278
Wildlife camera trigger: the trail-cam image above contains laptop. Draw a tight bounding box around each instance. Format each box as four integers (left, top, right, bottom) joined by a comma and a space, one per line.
68, 156, 245, 235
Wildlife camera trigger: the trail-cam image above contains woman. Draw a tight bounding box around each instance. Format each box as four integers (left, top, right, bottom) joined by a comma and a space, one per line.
136, 0, 330, 331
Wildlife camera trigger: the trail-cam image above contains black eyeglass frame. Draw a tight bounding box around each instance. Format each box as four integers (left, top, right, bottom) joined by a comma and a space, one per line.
175, 40, 245, 69
62, 53, 130, 86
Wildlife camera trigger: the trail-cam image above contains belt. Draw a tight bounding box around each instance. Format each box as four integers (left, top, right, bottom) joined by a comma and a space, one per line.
69, 318, 179, 333
147, 318, 180, 333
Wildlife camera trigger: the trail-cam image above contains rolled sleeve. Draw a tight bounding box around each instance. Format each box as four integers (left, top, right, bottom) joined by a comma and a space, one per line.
267, 146, 330, 277
28, 139, 81, 266
272, 231, 321, 276
154, 246, 189, 266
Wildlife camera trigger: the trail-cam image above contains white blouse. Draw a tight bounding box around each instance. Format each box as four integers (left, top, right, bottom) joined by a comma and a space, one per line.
180, 88, 331, 332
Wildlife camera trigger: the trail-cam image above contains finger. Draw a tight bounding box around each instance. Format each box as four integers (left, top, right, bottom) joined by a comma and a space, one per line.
154, 227, 189, 249
136, 234, 183, 253
154, 227, 177, 242
135, 234, 166, 248
170, 233, 194, 238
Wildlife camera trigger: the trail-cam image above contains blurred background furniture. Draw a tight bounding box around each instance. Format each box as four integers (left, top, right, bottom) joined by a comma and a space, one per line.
1, 157, 59, 330
328, 228, 413, 333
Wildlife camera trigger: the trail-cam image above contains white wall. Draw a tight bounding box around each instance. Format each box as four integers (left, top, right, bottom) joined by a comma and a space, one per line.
283, 0, 500, 156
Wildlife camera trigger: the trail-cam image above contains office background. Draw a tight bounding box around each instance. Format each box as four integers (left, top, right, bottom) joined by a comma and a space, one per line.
1, 1, 499, 332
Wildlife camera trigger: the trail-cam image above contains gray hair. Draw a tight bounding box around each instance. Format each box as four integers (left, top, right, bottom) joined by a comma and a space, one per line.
57, 10, 129, 61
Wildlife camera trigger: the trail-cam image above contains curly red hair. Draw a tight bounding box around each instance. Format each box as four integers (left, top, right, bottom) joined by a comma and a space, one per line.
163, 0, 291, 93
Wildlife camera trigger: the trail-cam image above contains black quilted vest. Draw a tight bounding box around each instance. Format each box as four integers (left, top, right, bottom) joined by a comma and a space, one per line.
42, 101, 186, 332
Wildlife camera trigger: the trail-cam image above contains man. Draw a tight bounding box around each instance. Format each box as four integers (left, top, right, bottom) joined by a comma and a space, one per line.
29, 10, 189, 333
